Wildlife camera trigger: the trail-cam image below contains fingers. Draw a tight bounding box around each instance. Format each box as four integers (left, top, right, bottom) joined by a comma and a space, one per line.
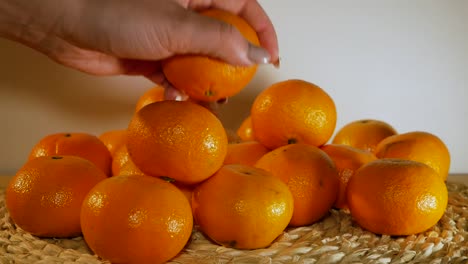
237, 1, 279, 64
168, 10, 270, 66
183, 0, 279, 64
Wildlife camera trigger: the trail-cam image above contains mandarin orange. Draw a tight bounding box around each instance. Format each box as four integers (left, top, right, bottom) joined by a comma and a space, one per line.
118, 158, 145, 176
111, 144, 131, 176
192, 164, 293, 249
81, 174, 193, 264
6, 156, 107, 237
251, 79, 336, 149
255, 144, 339, 226
320, 144, 377, 209
126, 100, 227, 184
98, 129, 126, 158
236, 115, 255, 141
347, 158, 448, 236
224, 141, 270, 166
374, 131, 450, 180
162, 9, 259, 102
134, 85, 165, 112
29, 132, 112, 175
332, 119, 397, 153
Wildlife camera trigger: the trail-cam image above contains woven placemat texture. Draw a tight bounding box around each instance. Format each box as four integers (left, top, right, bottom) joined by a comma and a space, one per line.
1, 182, 467, 264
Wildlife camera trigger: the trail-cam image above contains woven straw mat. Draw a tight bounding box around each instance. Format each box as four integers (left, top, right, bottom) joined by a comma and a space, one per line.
0, 182, 467, 264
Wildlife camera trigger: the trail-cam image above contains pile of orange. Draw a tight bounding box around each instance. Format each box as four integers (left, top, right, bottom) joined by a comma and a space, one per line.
5, 8, 452, 264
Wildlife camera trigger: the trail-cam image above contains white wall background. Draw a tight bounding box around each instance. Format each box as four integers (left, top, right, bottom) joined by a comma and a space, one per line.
0, 0, 467, 175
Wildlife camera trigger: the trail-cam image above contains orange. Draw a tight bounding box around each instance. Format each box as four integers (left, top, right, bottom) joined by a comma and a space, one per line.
251, 79, 337, 149
117, 158, 196, 204
134, 85, 165, 112
98, 129, 126, 157
127, 100, 228, 184
118, 158, 145, 176
224, 141, 270, 166
162, 9, 259, 102
236, 115, 255, 141
225, 128, 242, 143
374, 131, 450, 181
255, 144, 339, 226
320, 144, 377, 209
6, 156, 107, 237
111, 145, 131, 176
29, 132, 112, 176
346, 158, 448, 236
173, 182, 195, 205
81, 174, 193, 264
192, 164, 293, 249
332, 119, 397, 153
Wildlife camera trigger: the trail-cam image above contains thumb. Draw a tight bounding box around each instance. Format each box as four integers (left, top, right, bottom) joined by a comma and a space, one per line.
169, 11, 271, 66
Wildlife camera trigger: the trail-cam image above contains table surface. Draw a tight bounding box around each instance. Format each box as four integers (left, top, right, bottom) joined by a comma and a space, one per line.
0, 174, 467, 189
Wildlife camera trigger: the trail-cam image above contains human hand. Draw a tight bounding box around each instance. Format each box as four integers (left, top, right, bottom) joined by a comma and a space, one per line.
1, 0, 279, 100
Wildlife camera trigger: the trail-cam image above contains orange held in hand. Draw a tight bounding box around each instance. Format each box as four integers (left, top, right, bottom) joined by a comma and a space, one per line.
346, 158, 448, 236
320, 144, 377, 210
332, 119, 397, 153
6, 156, 107, 238
162, 9, 259, 102
127, 100, 228, 184
251, 79, 337, 149
29, 132, 112, 176
255, 144, 339, 226
192, 164, 293, 249
374, 131, 451, 181
81, 174, 193, 264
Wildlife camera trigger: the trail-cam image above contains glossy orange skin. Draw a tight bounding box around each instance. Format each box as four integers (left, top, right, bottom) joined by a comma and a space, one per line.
118, 157, 145, 176
81, 174, 193, 264
6, 156, 107, 237
98, 129, 127, 158
375, 131, 451, 181
347, 159, 448, 236
255, 144, 339, 227
173, 181, 196, 205
134, 85, 165, 112
111, 145, 131, 176
192, 164, 293, 249
320, 144, 377, 209
29, 132, 112, 176
127, 100, 228, 184
117, 160, 195, 204
236, 116, 255, 141
162, 9, 259, 102
224, 141, 270, 166
332, 119, 397, 153
251, 79, 337, 149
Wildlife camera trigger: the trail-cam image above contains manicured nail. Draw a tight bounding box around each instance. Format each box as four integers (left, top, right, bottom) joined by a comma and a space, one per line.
164, 86, 188, 101
217, 97, 228, 104
247, 43, 271, 65
272, 57, 281, 68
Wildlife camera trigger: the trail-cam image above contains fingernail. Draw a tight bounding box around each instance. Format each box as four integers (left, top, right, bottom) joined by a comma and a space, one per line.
272, 57, 281, 68
247, 43, 271, 65
174, 94, 189, 101
164, 86, 188, 101
217, 97, 228, 104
